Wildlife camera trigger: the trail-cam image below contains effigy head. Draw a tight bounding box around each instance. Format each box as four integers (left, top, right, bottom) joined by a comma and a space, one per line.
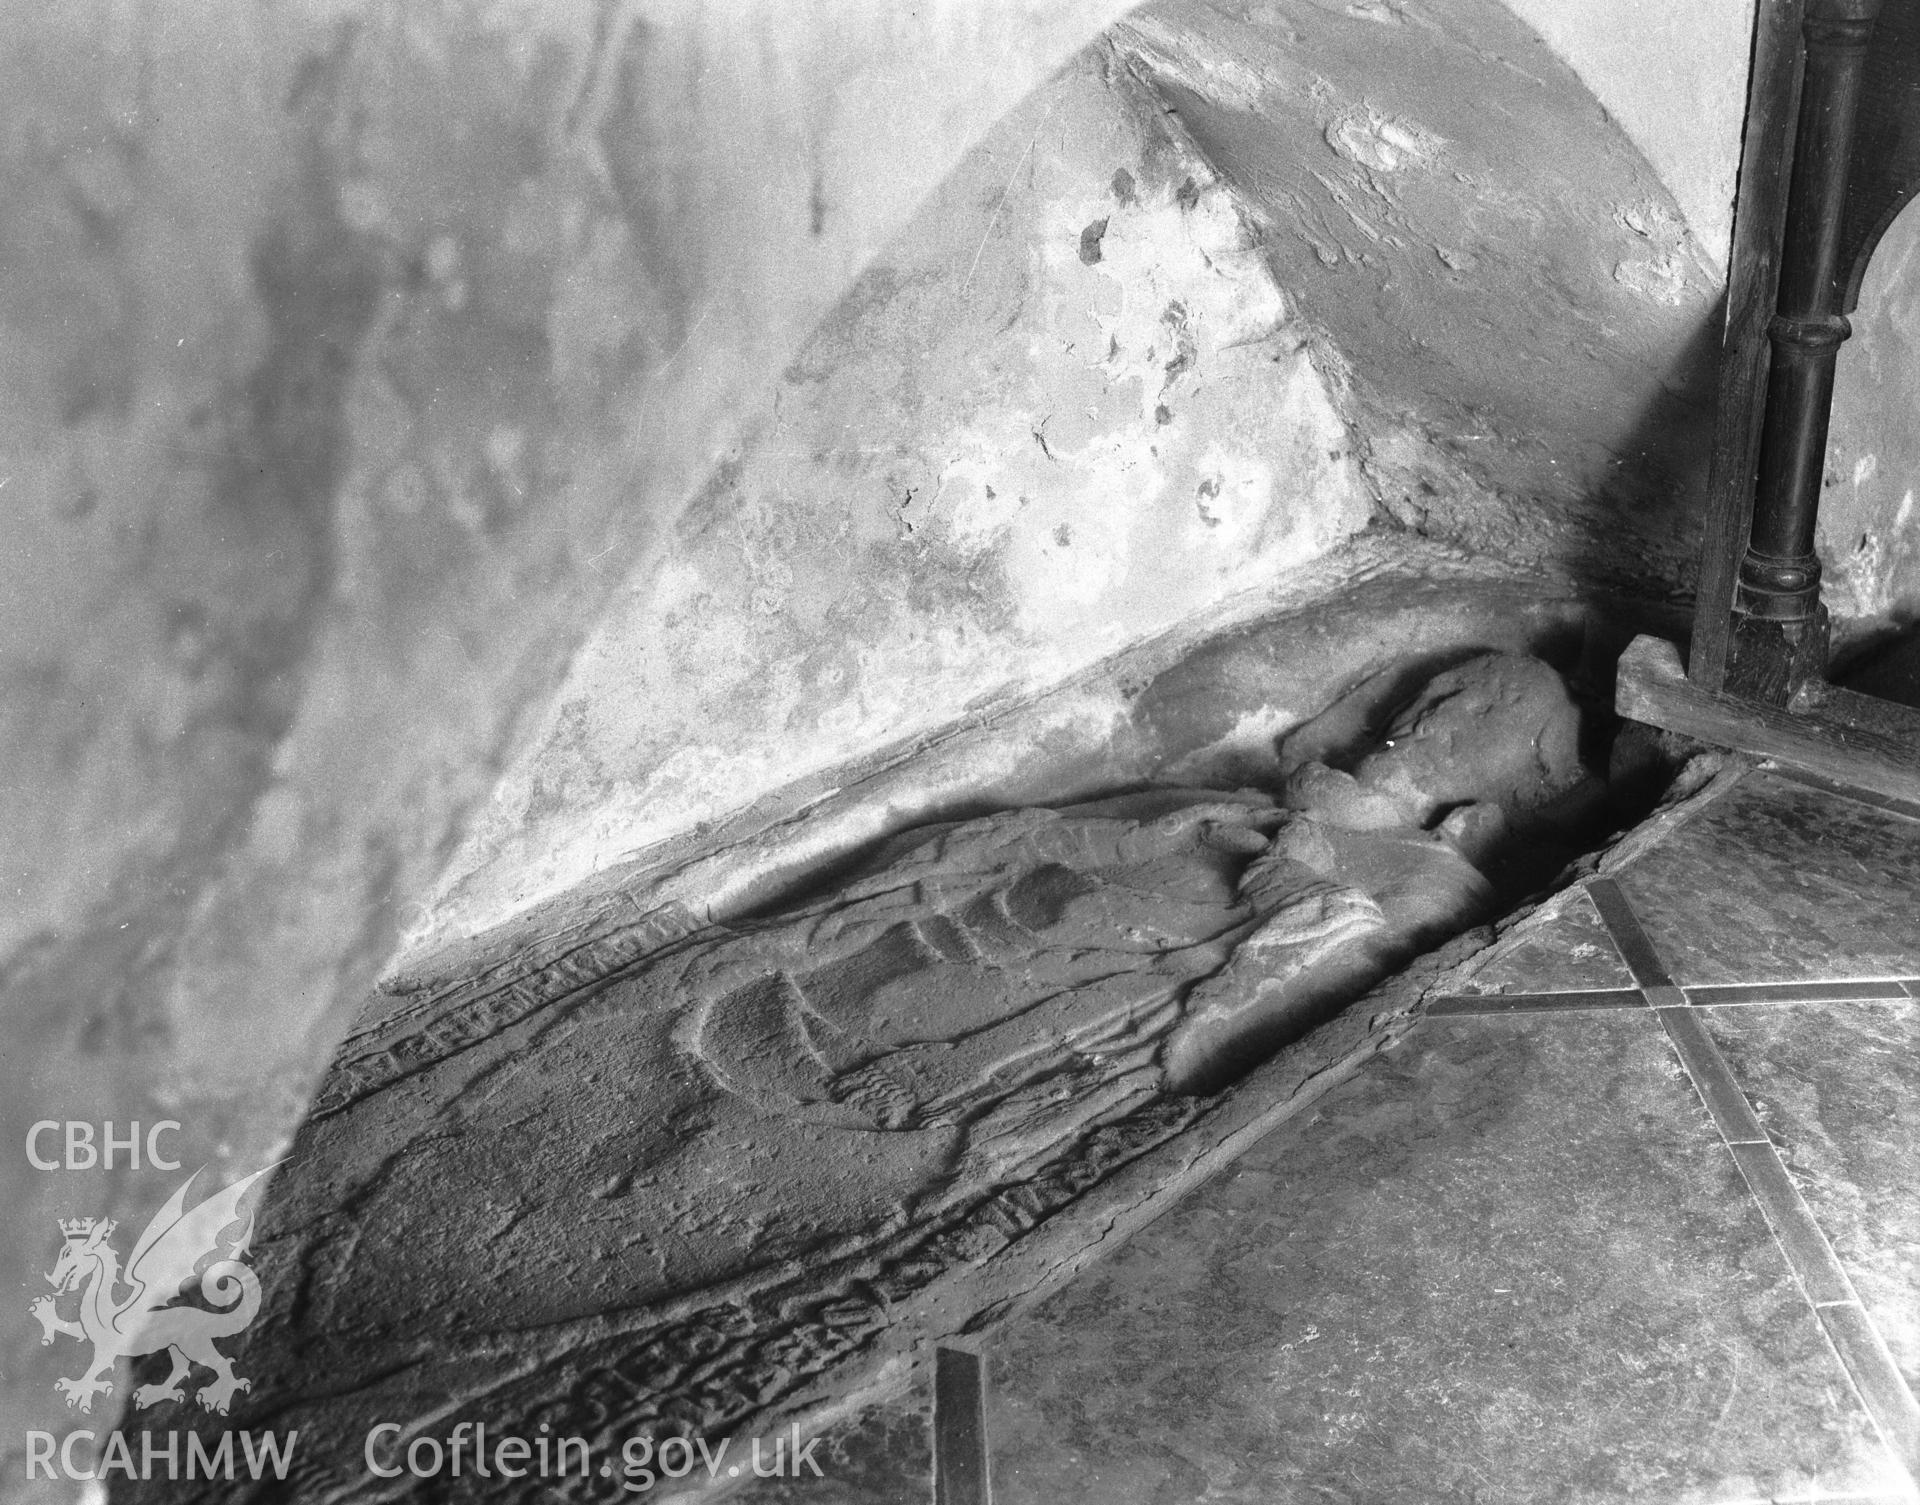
1284, 652, 1589, 837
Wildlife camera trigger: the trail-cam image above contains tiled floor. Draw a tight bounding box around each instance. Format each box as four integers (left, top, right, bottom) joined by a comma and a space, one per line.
1611, 775, 1920, 987
983, 1011, 1898, 1505
741, 765, 1920, 1504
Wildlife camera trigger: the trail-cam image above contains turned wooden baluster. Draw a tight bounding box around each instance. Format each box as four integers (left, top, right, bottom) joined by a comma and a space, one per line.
1726, 0, 1886, 704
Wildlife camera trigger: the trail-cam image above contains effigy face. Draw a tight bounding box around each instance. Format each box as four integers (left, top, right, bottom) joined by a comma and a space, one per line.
1346, 651, 1592, 826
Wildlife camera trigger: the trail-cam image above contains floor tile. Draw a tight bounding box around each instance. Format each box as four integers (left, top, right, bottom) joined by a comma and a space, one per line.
1614, 774, 1920, 986
1816, 1302, 1920, 1482
984, 1012, 1905, 1504
1703, 1000, 1920, 1400
1455, 887, 1639, 996
731, 1393, 932, 1504
1689, 980, 1916, 1006
1725, 1138, 1861, 1308
1428, 987, 1643, 1016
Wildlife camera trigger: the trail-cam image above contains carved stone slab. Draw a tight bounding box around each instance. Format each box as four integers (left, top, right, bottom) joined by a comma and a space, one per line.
129, 752, 1743, 1505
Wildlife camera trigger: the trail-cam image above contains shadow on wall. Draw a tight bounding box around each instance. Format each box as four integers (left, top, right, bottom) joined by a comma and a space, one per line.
1561, 292, 1726, 614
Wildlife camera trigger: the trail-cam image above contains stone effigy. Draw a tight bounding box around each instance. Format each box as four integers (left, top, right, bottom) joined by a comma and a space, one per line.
691, 650, 1589, 1126
138, 652, 1595, 1502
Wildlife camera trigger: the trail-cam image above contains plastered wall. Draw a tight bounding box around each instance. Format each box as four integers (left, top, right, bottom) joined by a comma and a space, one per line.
424, 0, 1740, 951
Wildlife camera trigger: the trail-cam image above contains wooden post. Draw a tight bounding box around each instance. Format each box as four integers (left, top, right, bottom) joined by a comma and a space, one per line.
1726, 0, 1885, 705
1690, 0, 1806, 693
1628, 0, 1920, 805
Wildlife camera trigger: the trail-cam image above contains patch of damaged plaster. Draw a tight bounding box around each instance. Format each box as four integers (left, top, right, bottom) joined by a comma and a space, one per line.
1325, 107, 1446, 174
1611, 254, 1694, 307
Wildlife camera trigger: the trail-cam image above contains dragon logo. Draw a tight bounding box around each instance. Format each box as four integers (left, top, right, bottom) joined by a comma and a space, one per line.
29, 1163, 276, 1416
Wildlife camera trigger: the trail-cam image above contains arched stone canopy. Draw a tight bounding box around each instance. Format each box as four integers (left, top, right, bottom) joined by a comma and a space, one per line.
418, 0, 1735, 966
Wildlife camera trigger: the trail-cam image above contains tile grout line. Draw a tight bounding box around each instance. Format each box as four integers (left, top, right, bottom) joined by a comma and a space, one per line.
1585, 878, 1688, 1008
1428, 979, 1920, 1016
1427, 987, 1646, 1016
1585, 877, 1920, 1486
1687, 979, 1919, 1006
933, 1345, 992, 1505
1762, 761, 1920, 823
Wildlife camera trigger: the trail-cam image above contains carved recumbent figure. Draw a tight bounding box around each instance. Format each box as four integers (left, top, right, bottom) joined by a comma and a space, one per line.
683, 652, 1594, 1170
113, 653, 1599, 1490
